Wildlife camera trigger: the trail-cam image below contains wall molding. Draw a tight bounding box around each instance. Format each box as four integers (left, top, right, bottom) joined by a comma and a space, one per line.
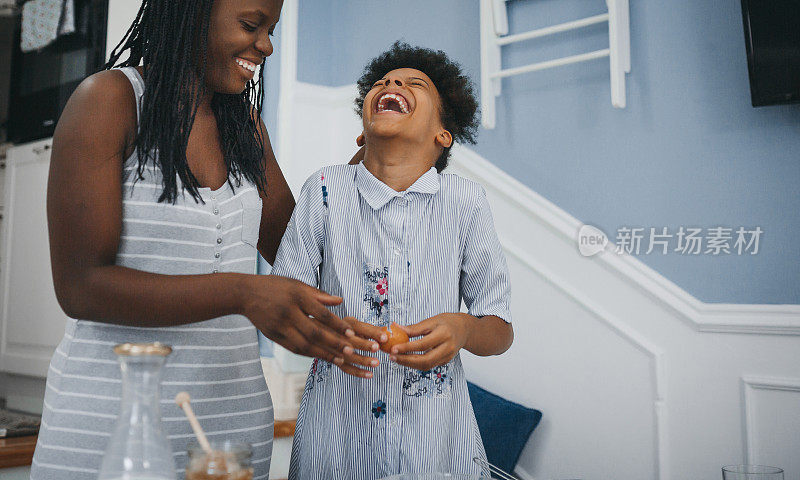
449, 149, 669, 479
741, 376, 800, 464
281, 77, 800, 335
514, 465, 535, 480
494, 237, 669, 480
448, 145, 800, 336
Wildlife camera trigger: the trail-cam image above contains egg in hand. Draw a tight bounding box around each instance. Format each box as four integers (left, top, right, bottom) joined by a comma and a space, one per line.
379, 322, 409, 353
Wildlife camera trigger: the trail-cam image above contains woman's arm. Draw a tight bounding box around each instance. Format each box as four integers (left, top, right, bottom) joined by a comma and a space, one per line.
48, 71, 267, 327
46, 71, 359, 365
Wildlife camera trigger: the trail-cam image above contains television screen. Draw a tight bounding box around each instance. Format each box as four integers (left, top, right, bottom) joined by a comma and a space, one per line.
740, 0, 800, 106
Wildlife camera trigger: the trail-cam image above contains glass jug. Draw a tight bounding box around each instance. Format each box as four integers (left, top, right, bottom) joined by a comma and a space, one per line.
98, 342, 176, 480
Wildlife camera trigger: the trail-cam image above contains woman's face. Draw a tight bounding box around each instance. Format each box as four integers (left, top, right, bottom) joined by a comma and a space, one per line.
204, 0, 283, 94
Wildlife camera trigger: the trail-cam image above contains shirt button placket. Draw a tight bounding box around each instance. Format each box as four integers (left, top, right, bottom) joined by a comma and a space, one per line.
391, 246, 402, 314
392, 198, 408, 316
392, 198, 410, 464
212, 197, 222, 274
390, 197, 406, 460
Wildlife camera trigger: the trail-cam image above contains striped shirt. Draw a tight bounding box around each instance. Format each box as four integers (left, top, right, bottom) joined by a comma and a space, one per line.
272, 163, 512, 480
30, 67, 273, 480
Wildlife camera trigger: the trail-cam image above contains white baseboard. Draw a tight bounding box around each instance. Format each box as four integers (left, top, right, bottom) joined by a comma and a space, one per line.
514, 465, 536, 480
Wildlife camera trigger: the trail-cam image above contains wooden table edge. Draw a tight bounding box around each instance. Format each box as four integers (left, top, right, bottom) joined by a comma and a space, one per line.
274, 419, 296, 438
0, 419, 295, 469
0, 434, 37, 469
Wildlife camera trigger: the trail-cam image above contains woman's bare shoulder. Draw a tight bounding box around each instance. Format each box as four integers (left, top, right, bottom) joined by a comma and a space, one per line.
70, 69, 138, 114
53, 69, 139, 157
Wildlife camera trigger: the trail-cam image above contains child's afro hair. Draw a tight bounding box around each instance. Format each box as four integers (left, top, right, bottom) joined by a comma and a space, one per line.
355, 41, 479, 172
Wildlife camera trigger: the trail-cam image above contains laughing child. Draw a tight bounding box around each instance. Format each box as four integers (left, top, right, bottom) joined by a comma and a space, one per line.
272, 41, 514, 480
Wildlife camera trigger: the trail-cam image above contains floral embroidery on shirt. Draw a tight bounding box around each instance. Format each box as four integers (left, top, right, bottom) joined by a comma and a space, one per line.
363, 265, 389, 325
321, 173, 328, 208
402, 364, 453, 398
372, 400, 386, 419
307, 358, 332, 391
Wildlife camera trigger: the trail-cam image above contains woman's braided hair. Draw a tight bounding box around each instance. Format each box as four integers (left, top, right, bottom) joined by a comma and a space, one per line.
106, 0, 267, 203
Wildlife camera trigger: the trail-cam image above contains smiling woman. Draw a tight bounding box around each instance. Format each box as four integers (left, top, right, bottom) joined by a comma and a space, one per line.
105, 0, 281, 203
32, 0, 381, 479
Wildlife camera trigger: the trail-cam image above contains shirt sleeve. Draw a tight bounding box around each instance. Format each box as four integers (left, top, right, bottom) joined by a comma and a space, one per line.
271, 171, 326, 288
460, 187, 512, 323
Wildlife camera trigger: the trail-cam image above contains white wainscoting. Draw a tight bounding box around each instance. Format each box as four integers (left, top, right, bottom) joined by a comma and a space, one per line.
741, 376, 800, 477
273, 74, 800, 480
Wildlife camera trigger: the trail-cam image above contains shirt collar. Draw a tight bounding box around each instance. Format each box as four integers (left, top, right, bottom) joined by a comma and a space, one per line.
356, 162, 440, 210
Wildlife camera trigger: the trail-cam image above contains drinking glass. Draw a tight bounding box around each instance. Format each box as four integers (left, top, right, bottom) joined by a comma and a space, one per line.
186, 441, 254, 480
722, 465, 784, 480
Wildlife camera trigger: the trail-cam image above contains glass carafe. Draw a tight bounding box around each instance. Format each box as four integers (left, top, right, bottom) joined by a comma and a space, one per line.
98, 342, 176, 480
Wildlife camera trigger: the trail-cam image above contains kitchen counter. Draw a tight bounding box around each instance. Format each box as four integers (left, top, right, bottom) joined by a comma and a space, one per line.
0, 435, 37, 469
0, 420, 296, 469
274, 419, 296, 438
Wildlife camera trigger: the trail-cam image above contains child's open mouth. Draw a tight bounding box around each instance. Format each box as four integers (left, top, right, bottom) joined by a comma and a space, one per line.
376, 92, 410, 114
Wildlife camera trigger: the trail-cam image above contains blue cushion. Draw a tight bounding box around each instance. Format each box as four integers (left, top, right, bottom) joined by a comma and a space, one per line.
467, 381, 542, 474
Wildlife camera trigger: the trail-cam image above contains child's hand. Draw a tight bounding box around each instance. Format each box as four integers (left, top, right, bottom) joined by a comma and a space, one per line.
336, 316, 388, 378
387, 313, 472, 370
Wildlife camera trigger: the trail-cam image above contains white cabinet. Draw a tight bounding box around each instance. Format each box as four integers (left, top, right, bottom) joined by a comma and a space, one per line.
0, 138, 69, 377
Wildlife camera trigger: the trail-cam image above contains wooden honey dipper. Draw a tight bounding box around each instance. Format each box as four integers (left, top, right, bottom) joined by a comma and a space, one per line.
175, 391, 212, 454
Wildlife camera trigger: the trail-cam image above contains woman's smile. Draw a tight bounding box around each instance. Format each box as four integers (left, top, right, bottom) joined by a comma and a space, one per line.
235, 57, 259, 79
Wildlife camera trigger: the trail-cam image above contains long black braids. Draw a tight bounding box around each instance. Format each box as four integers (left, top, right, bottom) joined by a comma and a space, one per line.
105, 0, 267, 204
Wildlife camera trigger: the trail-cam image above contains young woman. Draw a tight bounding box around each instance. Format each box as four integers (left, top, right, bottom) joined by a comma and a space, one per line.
32, 0, 380, 478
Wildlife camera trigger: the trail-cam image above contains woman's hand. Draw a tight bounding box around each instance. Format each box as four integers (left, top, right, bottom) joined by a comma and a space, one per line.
339, 316, 389, 378
241, 275, 383, 378
387, 313, 472, 370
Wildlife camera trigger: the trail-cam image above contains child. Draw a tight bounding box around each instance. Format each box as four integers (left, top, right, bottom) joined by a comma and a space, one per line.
272, 42, 514, 480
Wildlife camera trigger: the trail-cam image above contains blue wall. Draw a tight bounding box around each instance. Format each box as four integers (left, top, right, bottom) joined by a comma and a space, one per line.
285, 0, 800, 305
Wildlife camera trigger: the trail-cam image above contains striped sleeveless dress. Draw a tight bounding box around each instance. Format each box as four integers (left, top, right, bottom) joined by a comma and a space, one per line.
30, 67, 274, 480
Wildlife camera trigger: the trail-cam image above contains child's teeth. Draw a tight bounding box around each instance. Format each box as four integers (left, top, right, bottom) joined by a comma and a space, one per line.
378, 93, 409, 113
